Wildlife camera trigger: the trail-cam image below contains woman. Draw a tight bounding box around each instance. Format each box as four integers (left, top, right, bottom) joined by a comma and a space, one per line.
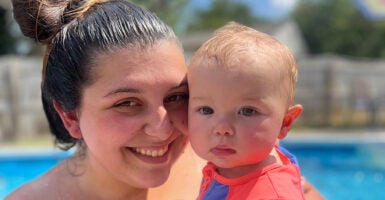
8, 0, 188, 199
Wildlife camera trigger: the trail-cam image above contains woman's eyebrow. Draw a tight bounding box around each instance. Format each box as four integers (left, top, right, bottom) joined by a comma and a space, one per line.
170, 81, 188, 90
104, 81, 187, 97
103, 88, 140, 97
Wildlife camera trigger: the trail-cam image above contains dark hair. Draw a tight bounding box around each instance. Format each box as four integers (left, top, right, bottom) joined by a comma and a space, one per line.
12, 0, 180, 150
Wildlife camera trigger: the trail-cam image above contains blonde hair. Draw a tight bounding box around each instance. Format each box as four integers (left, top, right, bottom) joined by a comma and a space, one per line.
190, 21, 298, 105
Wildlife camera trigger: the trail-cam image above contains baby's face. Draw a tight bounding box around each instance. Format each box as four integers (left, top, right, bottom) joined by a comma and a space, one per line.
188, 57, 290, 178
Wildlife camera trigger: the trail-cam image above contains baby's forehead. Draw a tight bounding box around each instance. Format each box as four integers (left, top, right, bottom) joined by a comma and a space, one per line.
190, 57, 282, 86
193, 51, 285, 73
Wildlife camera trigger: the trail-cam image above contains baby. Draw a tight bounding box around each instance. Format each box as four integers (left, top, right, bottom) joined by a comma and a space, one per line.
187, 22, 305, 199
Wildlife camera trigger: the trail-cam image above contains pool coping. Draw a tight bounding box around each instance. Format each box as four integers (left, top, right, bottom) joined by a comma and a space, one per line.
0, 148, 74, 160
287, 130, 385, 144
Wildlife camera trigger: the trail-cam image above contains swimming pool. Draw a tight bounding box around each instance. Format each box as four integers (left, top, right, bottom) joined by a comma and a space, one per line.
1, 136, 384, 199
282, 135, 385, 200
0, 149, 72, 199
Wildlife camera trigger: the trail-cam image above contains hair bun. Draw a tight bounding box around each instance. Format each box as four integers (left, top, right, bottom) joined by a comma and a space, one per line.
61, 0, 85, 24
12, 0, 68, 44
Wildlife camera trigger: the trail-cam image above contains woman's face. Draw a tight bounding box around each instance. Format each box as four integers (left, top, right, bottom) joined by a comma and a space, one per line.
76, 41, 188, 188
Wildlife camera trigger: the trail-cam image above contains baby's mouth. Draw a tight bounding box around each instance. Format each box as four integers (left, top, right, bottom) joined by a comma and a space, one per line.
131, 145, 169, 157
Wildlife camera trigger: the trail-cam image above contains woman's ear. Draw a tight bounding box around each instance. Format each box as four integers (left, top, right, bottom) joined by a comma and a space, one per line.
278, 104, 303, 139
53, 101, 82, 139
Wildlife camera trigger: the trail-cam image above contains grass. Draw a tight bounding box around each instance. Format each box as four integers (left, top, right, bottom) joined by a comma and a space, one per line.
0, 133, 55, 150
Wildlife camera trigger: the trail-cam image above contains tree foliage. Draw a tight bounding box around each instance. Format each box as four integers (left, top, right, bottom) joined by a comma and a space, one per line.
131, 0, 187, 29
293, 0, 385, 58
186, 0, 258, 32
0, 7, 17, 55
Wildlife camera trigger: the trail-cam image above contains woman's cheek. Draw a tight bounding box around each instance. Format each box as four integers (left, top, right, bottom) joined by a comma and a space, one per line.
99, 114, 142, 139
170, 105, 188, 135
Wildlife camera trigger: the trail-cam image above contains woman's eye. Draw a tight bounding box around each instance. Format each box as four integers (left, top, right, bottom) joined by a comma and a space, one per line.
198, 106, 214, 115
113, 99, 143, 115
116, 100, 140, 107
238, 107, 257, 116
164, 93, 188, 104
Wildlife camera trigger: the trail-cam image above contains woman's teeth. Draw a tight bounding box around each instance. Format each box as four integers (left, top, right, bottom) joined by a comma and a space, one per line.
133, 146, 168, 157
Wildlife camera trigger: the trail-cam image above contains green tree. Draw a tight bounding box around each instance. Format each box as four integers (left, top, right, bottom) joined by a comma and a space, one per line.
186, 0, 258, 32
131, 0, 188, 30
0, 7, 17, 55
293, 0, 385, 58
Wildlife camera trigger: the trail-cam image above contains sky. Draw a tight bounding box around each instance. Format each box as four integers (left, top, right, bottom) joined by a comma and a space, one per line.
189, 0, 298, 20
239, 0, 299, 20
175, 0, 299, 33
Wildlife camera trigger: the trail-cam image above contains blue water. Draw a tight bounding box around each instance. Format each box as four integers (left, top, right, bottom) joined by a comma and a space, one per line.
282, 140, 385, 200
1, 141, 384, 199
0, 150, 71, 199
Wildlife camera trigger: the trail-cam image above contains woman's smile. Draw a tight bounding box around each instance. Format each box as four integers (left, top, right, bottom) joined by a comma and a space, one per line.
127, 141, 175, 164
132, 145, 169, 157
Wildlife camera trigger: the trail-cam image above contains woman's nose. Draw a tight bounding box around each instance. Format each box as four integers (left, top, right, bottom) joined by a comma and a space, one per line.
144, 106, 173, 140
213, 118, 235, 136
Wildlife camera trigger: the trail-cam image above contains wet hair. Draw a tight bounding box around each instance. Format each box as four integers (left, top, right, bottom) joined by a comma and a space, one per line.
12, 0, 180, 150
189, 21, 298, 106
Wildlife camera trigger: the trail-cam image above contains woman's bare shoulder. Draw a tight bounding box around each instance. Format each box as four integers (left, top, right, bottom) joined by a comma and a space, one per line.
5, 176, 51, 200
5, 162, 69, 200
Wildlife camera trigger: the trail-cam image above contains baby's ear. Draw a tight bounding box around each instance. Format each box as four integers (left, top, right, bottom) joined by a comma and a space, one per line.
53, 101, 82, 139
278, 104, 303, 139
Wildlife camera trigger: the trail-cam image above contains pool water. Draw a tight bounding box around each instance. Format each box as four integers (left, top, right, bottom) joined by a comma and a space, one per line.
1, 141, 384, 199
282, 140, 385, 200
0, 150, 71, 199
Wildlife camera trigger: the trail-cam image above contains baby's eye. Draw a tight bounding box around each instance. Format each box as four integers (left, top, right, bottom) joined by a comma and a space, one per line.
198, 106, 214, 115
238, 107, 257, 116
